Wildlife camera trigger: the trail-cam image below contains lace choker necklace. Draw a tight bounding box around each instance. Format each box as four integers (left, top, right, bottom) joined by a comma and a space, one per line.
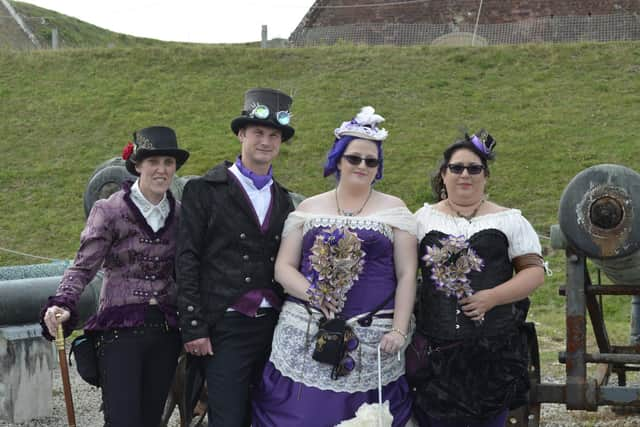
446, 199, 484, 222
335, 187, 373, 217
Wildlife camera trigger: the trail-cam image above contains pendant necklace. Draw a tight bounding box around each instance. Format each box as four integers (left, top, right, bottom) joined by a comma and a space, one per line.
335, 187, 373, 217
447, 199, 485, 222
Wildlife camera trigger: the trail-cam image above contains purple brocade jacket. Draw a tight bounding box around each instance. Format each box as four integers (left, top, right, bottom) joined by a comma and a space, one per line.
40, 182, 180, 340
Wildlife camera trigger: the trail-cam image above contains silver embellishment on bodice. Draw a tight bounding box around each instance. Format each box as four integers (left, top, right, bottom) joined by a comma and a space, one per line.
303, 216, 394, 242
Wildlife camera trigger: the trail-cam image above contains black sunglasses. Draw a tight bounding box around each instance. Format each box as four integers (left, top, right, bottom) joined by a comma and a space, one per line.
447, 163, 485, 175
343, 154, 380, 168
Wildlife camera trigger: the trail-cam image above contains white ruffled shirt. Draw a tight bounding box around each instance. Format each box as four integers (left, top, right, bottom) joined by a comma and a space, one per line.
414, 203, 542, 260
130, 180, 170, 232
228, 163, 273, 226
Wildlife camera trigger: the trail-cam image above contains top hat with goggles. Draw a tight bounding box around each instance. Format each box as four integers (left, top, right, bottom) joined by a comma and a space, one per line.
230, 88, 294, 142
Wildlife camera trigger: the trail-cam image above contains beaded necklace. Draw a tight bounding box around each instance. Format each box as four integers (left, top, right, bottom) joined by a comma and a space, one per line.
446, 199, 485, 222
335, 187, 373, 217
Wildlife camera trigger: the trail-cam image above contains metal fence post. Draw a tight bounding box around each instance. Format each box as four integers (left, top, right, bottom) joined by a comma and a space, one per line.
51, 27, 59, 49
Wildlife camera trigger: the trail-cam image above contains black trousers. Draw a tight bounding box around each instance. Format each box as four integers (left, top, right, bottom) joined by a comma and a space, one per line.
97, 326, 181, 427
204, 309, 278, 427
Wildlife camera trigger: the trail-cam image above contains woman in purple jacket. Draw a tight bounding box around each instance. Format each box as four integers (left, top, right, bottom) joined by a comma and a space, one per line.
41, 126, 189, 427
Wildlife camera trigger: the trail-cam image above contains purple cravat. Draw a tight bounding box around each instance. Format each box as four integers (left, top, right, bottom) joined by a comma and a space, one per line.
235, 156, 273, 190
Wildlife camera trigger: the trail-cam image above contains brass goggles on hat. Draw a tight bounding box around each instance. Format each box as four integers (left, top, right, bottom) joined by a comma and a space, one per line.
249, 104, 291, 126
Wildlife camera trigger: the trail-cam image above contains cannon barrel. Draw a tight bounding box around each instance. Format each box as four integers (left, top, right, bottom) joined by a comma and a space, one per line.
0, 274, 102, 326
0, 262, 70, 281
554, 164, 640, 285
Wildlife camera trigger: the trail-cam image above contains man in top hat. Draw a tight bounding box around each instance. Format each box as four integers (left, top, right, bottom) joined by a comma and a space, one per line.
176, 88, 295, 426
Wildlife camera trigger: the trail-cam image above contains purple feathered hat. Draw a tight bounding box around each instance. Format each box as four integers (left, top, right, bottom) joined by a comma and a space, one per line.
465, 129, 496, 160
323, 106, 388, 181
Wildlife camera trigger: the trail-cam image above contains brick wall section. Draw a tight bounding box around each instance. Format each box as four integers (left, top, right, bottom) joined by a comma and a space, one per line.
304, 0, 640, 27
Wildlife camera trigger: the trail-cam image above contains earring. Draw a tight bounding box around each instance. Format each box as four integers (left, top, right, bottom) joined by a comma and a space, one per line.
440, 187, 448, 200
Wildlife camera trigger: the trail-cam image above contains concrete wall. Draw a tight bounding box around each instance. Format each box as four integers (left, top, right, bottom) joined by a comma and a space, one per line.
0, 325, 54, 423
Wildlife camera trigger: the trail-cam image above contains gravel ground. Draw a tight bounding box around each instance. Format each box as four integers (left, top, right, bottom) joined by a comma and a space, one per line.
2, 354, 640, 426
0, 351, 183, 427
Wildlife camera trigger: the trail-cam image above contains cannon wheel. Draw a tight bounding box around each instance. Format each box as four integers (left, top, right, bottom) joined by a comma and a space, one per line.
506, 322, 541, 427
159, 353, 207, 427
83, 163, 136, 217
83, 159, 193, 217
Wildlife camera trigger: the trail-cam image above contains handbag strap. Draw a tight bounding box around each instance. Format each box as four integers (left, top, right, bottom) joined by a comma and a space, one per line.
301, 290, 395, 325
356, 290, 395, 327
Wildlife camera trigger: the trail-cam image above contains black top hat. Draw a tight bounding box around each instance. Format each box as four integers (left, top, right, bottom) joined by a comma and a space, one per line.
230, 88, 295, 142
125, 126, 190, 176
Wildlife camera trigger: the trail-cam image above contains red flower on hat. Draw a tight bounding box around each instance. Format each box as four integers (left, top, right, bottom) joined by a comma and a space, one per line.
122, 141, 134, 160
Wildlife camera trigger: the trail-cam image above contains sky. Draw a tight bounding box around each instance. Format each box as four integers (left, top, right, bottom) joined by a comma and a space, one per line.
20, 0, 317, 43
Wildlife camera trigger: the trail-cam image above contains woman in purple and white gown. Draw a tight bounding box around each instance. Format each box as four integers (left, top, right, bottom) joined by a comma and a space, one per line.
252, 107, 417, 427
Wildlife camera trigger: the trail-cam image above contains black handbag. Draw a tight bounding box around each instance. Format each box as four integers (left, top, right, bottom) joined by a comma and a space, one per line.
311, 291, 396, 380
312, 317, 353, 380
312, 317, 349, 366
69, 333, 100, 387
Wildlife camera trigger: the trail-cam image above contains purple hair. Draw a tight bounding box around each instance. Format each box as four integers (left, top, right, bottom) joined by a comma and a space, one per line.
323, 135, 384, 182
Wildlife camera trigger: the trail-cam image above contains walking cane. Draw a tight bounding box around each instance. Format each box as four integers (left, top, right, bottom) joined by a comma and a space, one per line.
55, 313, 77, 427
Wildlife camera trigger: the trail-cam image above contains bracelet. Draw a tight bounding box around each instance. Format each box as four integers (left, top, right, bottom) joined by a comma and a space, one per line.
389, 327, 408, 341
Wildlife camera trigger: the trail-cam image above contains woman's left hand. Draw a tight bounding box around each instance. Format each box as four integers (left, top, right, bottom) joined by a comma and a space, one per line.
379, 331, 405, 354
460, 289, 496, 321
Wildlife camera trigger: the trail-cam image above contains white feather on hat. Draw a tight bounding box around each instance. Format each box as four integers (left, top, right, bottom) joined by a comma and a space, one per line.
334, 106, 388, 141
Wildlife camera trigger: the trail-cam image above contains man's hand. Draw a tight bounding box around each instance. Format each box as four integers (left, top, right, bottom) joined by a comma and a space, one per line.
184, 337, 214, 356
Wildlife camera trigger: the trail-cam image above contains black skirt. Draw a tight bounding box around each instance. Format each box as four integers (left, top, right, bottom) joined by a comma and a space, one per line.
413, 325, 530, 424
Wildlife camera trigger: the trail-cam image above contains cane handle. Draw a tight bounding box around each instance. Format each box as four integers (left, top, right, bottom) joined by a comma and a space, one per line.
55, 313, 65, 350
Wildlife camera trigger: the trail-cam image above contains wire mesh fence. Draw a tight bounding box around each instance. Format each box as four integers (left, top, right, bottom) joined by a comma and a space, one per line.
290, 14, 640, 47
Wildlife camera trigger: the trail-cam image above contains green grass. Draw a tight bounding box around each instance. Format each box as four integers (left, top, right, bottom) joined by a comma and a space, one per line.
2, 41, 640, 390
9, 1, 185, 48
9, 1, 263, 49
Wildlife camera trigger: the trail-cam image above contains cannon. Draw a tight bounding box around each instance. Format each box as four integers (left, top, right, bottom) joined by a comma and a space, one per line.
0, 265, 103, 423
523, 164, 640, 426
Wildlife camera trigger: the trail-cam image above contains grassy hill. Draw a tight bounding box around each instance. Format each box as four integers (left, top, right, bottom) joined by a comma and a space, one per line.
2, 42, 640, 386
7, 1, 183, 48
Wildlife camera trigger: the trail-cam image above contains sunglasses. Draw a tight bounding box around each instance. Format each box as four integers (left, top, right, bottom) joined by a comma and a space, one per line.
249, 104, 291, 126
343, 154, 380, 168
447, 163, 485, 175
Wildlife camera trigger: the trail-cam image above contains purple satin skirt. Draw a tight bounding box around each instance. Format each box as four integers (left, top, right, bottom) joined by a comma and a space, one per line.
252, 361, 413, 427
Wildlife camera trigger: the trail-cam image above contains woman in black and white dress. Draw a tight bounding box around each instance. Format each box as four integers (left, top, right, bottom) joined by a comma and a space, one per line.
412, 131, 545, 427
